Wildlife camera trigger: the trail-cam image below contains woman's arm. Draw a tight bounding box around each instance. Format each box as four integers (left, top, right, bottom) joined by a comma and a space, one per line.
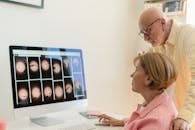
97, 114, 125, 126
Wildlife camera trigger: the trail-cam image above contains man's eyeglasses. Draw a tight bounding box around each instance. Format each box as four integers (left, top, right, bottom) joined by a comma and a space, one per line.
139, 18, 160, 38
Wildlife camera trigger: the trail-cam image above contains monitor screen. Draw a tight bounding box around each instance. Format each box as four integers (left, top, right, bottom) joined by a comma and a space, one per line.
9, 45, 87, 117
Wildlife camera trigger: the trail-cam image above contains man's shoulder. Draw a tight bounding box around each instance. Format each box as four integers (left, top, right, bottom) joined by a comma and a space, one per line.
179, 24, 195, 44
173, 19, 195, 33
148, 46, 165, 54
146, 100, 177, 120
182, 24, 195, 31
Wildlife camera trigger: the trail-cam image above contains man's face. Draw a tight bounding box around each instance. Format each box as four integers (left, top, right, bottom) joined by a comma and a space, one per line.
139, 18, 165, 47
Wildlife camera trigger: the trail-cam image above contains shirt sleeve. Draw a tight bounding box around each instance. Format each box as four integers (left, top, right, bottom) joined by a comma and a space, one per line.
123, 117, 130, 124
178, 40, 195, 124
137, 118, 165, 130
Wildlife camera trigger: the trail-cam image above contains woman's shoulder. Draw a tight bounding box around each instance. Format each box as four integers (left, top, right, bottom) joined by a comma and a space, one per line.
144, 92, 177, 119
146, 96, 177, 120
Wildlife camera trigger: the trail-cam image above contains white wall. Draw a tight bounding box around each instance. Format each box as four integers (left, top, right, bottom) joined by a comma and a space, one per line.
186, 0, 195, 25
0, 0, 144, 121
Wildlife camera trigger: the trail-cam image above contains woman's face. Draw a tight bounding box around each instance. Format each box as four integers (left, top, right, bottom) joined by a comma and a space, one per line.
130, 60, 148, 93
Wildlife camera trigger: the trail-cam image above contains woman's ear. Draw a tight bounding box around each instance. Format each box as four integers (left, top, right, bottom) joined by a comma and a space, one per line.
145, 75, 152, 86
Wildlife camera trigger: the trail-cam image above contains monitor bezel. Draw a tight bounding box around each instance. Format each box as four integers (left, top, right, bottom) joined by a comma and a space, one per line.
9, 45, 87, 109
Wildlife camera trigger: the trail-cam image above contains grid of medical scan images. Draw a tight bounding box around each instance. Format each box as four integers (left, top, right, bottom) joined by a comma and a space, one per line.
9, 46, 87, 108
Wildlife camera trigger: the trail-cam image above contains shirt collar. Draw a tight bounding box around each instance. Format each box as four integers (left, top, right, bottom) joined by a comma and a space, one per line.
135, 91, 169, 117
166, 19, 182, 46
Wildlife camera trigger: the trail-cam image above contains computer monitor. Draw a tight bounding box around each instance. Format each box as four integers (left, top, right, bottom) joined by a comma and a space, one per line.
9, 45, 88, 125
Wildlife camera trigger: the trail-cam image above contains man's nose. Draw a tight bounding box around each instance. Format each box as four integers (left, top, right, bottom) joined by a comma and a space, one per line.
130, 72, 134, 78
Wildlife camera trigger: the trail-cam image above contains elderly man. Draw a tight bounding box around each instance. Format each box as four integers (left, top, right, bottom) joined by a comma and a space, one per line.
138, 7, 195, 130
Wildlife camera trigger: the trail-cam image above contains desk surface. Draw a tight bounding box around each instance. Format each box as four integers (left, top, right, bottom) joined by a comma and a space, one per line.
7, 110, 125, 130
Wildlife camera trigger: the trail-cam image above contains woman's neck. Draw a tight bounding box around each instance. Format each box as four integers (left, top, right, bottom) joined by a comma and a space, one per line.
142, 90, 163, 106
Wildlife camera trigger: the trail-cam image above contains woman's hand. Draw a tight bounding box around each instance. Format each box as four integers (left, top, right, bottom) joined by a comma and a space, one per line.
98, 114, 124, 126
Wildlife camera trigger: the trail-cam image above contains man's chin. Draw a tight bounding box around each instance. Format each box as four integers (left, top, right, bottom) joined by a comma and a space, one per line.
151, 41, 164, 47
147, 40, 156, 47
152, 44, 157, 47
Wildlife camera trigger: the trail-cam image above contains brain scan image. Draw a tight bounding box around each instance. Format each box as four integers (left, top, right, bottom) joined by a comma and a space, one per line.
15, 57, 28, 80
74, 80, 84, 96
44, 86, 52, 98
74, 80, 81, 89
17, 82, 29, 105
43, 80, 53, 101
65, 83, 73, 94
73, 74, 84, 96
18, 88, 29, 101
32, 86, 41, 99
16, 61, 26, 75
63, 58, 69, 69
72, 57, 81, 72
53, 62, 61, 74
28, 57, 40, 79
30, 81, 42, 103
54, 84, 64, 100
41, 59, 50, 71
41, 58, 52, 78
52, 59, 62, 79
64, 78, 75, 101
62, 57, 72, 76
29, 60, 39, 72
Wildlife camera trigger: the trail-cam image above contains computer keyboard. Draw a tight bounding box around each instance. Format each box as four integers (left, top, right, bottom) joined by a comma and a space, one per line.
58, 123, 96, 130
30, 117, 64, 126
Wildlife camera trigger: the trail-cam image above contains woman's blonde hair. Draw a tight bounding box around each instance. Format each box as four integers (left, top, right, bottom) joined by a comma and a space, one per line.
134, 52, 177, 90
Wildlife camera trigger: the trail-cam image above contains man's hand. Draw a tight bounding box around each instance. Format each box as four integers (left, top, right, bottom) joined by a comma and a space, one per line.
169, 118, 190, 130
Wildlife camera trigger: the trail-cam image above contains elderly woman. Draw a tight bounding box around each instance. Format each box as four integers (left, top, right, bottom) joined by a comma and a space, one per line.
98, 52, 178, 130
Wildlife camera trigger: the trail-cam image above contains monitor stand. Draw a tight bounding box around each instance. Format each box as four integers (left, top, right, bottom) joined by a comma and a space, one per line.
30, 116, 64, 126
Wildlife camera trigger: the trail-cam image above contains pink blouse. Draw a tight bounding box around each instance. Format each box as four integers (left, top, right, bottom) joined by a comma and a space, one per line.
124, 92, 178, 130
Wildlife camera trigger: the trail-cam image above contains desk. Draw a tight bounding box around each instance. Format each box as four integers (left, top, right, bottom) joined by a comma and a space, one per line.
6, 110, 124, 130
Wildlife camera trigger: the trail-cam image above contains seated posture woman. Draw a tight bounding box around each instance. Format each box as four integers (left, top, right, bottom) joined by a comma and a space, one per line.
98, 52, 178, 130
